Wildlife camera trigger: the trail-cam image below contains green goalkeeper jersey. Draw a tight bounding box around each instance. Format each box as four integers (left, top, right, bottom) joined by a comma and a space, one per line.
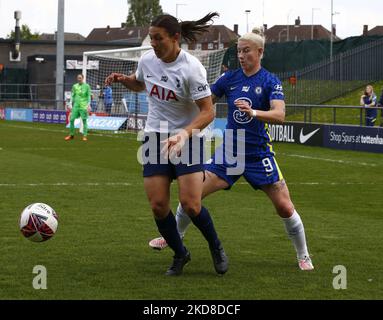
71, 82, 91, 109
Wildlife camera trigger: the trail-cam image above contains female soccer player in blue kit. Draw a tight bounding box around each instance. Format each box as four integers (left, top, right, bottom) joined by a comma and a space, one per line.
150, 27, 314, 271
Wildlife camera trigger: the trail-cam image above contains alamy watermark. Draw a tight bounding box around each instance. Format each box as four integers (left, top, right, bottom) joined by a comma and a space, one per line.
136, 121, 246, 176
32, 265, 47, 290
332, 265, 347, 290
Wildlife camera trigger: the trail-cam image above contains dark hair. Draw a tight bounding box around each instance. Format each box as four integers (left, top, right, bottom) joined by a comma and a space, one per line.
151, 12, 219, 43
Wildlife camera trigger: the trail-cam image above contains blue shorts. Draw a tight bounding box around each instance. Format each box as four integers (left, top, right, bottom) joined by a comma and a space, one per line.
205, 153, 284, 190
142, 132, 205, 179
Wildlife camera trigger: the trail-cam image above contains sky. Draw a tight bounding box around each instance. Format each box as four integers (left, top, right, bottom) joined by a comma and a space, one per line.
0, 0, 382, 40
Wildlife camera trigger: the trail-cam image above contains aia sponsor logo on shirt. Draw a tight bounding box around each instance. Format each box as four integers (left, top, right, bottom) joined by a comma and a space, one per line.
149, 84, 178, 101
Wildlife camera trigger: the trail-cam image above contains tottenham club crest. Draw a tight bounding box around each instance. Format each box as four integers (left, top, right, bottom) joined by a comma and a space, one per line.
233, 97, 253, 124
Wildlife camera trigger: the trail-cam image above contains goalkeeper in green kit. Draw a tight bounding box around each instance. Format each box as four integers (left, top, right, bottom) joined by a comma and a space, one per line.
65, 74, 91, 141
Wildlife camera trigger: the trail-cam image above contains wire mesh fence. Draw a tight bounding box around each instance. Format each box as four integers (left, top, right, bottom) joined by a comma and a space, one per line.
278, 37, 383, 105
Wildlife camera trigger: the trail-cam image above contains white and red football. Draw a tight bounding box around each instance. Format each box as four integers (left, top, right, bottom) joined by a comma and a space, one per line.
20, 203, 58, 242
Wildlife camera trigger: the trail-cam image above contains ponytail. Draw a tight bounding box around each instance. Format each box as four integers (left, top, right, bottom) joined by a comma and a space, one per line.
151, 12, 219, 43
180, 12, 219, 42
239, 26, 266, 49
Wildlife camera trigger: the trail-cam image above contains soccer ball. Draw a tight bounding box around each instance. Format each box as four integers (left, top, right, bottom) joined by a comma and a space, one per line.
19, 203, 58, 242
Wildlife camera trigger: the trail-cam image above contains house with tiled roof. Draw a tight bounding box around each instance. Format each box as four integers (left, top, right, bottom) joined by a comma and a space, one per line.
86, 25, 148, 46
362, 25, 383, 36
39, 32, 85, 41
264, 16, 341, 43
86, 24, 239, 50
181, 25, 239, 50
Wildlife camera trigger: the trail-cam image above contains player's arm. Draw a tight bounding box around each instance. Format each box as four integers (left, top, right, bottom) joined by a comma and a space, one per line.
235, 99, 286, 124
70, 85, 75, 108
360, 95, 366, 106
161, 96, 215, 158
86, 84, 91, 105
184, 96, 215, 137
105, 73, 145, 92
212, 94, 219, 105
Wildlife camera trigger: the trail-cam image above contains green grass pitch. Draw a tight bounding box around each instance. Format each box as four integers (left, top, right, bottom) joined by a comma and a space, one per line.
0, 121, 382, 300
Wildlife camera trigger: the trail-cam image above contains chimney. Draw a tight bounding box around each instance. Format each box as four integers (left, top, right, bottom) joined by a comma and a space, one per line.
363, 25, 368, 36
233, 24, 239, 35
263, 24, 268, 31
106, 25, 110, 33
332, 24, 336, 36
295, 16, 301, 26
121, 23, 126, 29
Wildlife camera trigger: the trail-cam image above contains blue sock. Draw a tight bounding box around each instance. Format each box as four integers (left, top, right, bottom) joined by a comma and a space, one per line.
155, 211, 187, 258
190, 206, 221, 249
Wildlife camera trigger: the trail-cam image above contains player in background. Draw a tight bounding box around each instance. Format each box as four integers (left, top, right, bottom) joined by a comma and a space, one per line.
103, 84, 113, 114
65, 74, 91, 141
149, 27, 314, 271
105, 12, 228, 276
360, 85, 377, 127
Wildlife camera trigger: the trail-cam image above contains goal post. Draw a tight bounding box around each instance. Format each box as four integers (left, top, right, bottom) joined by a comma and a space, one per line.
81, 46, 227, 135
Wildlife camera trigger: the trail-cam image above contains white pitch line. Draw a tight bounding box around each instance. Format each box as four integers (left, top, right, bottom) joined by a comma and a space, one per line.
19, 147, 131, 151
280, 153, 378, 167
0, 181, 381, 188
0, 182, 133, 187
1, 123, 139, 140
237, 181, 381, 186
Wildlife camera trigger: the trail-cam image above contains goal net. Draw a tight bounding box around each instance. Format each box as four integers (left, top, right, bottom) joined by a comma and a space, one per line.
82, 46, 227, 135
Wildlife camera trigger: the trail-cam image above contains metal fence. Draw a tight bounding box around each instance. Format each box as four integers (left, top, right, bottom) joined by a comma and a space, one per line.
0, 83, 67, 109
277, 37, 383, 105
284, 103, 383, 127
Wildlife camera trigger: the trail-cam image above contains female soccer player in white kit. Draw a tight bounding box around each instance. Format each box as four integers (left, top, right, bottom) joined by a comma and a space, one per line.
106, 13, 228, 276
149, 27, 314, 271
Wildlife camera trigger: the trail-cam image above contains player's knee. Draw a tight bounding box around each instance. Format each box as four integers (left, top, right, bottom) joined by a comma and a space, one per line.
179, 199, 201, 217
276, 201, 295, 218
149, 200, 169, 218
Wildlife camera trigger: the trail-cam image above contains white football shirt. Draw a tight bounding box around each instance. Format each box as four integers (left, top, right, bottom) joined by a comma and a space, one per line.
135, 49, 212, 133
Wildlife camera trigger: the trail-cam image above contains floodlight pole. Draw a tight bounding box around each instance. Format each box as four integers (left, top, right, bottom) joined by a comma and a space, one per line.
311, 8, 320, 40
330, 0, 339, 78
245, 10, 251, 33
56, 0, 65, 110
330, 0, 333, 67
286, 10, 293, 42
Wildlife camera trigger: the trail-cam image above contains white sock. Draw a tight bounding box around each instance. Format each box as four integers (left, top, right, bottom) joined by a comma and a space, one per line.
175, 203, 191, 238
282, 210, 309, 260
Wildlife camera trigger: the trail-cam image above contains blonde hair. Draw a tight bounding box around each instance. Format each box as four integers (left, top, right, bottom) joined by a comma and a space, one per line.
238, 26, 266, 49
366, 85, 373, 92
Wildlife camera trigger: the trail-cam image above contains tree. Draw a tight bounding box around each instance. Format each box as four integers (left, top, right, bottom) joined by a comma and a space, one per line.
7, 24, 40, 40
126, 0, 163, 27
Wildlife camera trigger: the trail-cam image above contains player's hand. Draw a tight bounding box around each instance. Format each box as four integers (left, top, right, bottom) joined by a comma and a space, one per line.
234, 99, 253, 117
161, 130, 189, 160
87, 105, 92, 114
105, 73, 127, 86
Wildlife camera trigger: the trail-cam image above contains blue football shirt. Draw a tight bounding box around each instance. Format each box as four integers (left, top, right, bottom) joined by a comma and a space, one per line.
211, 67, 285, 158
